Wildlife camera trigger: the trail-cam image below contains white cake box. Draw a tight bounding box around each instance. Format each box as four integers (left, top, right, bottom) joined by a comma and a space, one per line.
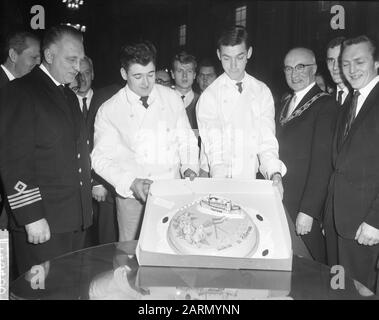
136, 178, 292, 271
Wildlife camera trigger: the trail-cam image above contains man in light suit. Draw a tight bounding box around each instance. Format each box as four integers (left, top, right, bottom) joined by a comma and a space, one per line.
325, 35, 379, 294
197, 26, 285, 192
276, 48, 338, 263
91, 41, 199, 241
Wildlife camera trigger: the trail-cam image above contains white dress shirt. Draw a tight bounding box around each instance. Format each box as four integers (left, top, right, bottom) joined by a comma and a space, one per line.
91, 84, 199, 198
1, 64, 15, 81
197, 72, 286, 179
291, 82, 316, 111
77, 88, 94, 112
355, 75, 379, 117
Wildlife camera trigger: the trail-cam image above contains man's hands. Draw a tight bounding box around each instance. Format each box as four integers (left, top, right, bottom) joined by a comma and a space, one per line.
296, 212, 313, 236
92, 185, 108, 202
25, 218, 50, 244
130, 178, 153, 202
271, 173, 283, 200
183, 169, 197, 181
355, 222, 379, 246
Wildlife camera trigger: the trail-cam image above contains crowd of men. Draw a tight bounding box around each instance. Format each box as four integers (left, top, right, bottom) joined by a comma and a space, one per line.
0, 24, 379, 296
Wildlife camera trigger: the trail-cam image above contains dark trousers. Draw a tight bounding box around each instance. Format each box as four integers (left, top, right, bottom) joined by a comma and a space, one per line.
337, 235, 379, 294
323, 205, 339, 267
85, 198, 118, 246
12, 229, 87, 278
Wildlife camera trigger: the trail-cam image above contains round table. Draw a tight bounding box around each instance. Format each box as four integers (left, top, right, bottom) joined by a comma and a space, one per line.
10, 241, 378, 300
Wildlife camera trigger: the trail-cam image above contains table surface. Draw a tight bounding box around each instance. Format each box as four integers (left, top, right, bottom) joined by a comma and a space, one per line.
10, 241, 378, 300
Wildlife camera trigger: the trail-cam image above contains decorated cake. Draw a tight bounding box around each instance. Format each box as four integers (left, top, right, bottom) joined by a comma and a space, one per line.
167, 195, 259, 257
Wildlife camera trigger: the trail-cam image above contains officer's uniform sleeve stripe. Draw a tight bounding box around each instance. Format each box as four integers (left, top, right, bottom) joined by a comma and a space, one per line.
8, 190, 40, 204
8, 187, 40, 200
10, 197, 42, 210
9, 193, 41, 206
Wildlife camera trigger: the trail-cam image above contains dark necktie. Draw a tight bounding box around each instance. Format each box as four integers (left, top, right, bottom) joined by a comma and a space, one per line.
58, 85, 67, 99
181, 95, 185, 101
140, 96, 149, 109
82, 97, 88, 120
236, 82, 243, 93
344, 90, 360, 137
337, 90, 344, 106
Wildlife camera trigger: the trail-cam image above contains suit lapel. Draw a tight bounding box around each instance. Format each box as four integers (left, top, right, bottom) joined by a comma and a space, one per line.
0, 68, 10, 88
294, 85, 322, 111
33, 68, 75, 127
336, 83, 379, 158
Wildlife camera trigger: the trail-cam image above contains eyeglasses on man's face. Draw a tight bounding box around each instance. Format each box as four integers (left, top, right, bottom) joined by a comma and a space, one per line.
283, 63, 315, 74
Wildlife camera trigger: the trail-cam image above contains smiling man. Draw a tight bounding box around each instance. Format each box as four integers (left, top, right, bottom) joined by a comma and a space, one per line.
0, 25, 92, 277
91, 41, 199, 241
276, 47, 338, 263
325, 35, 379, 294
197, 26, 286, 194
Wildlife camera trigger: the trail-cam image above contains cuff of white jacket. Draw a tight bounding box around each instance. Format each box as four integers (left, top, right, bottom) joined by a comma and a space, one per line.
114, 175, 136, 199
260, 159, 287, 180
180, 164, 200, 177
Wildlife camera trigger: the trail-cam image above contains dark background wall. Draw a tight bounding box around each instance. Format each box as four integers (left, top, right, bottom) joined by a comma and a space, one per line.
1, 0, 379, 100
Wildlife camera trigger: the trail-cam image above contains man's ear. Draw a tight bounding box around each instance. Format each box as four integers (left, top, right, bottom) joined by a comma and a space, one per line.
247, 46, 252, 60
170, 70, 175, 80
44, 48, 54, 64
8, 48, 18, 63
217, 49, 221, 61
120, 68, 127, 81
374, 60, 379, 71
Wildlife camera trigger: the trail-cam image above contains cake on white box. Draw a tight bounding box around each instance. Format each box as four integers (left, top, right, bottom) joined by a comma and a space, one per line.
136, 178, 292, 271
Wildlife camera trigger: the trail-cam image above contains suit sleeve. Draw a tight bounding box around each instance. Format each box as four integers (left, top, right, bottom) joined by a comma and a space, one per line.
0, 83, 46, 226
299, 97, 338, 220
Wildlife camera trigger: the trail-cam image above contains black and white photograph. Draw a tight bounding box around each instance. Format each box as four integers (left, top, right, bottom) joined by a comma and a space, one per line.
1, 0, 379, 304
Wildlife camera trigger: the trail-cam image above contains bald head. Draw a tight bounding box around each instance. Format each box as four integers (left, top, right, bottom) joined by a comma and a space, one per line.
284, 47, 317, 92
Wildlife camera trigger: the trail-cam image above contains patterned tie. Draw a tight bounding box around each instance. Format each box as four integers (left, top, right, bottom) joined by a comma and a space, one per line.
82, 97, 88, 120
286, 94, 297, 118
337, 90, 344, 106
140, 96, 149, 109
344, 90, 360, 138
236, 82, 243, 93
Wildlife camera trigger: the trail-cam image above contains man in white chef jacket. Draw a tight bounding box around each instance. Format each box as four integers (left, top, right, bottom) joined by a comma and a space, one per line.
197, 26, 286, 194
91, 41, 199, 241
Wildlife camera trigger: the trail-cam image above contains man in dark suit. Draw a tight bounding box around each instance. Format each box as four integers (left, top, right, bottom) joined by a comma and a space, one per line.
73, 56, 119, 245
171, 51, 199, 131
326, 37, 351, 107
0, 31, 40, 231
276, 47, 338, 263
0, 25, 92, 277
325, 35, 379, 294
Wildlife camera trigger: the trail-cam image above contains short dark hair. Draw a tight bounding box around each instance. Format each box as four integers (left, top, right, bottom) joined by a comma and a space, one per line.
197, 58, 218, 75
326, 36, 346, 52
171, 51, 197, 72
120, 41, 157, 72
42, 25, 83, 53
1, 31, 40, 64
343, 35, 379, 61
217, 25, 250, 50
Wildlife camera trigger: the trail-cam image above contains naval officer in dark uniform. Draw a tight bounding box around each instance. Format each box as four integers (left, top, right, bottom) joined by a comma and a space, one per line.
0, 25, 93, 276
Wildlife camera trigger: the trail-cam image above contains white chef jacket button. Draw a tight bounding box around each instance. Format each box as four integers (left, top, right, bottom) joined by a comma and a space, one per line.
79, 168, 82, 173
80, 181, 83, 186
77, 153, 81, 159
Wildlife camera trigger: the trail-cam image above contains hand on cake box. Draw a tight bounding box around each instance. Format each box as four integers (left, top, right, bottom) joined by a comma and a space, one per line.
270, 172, 284, 200
183, 169, 197, 181
130, 178, 153, 203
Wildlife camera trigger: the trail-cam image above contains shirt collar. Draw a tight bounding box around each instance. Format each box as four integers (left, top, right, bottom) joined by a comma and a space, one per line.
1, 64, 15, 81
77, 88, 93, 101
293, 81, 316, 103
40, 64, 63, 87
175, 89, 194, 107
125, 84, 156, 105
357, 75, 379, 100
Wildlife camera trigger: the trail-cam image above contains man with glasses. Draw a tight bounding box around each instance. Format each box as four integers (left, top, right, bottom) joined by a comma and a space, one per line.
197, 26, 286, 194
326, 37, 351, 107
276, 47, 338, 263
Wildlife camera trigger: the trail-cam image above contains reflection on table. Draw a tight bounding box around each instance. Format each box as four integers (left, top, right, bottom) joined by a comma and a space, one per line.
10, 241, 378, 300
